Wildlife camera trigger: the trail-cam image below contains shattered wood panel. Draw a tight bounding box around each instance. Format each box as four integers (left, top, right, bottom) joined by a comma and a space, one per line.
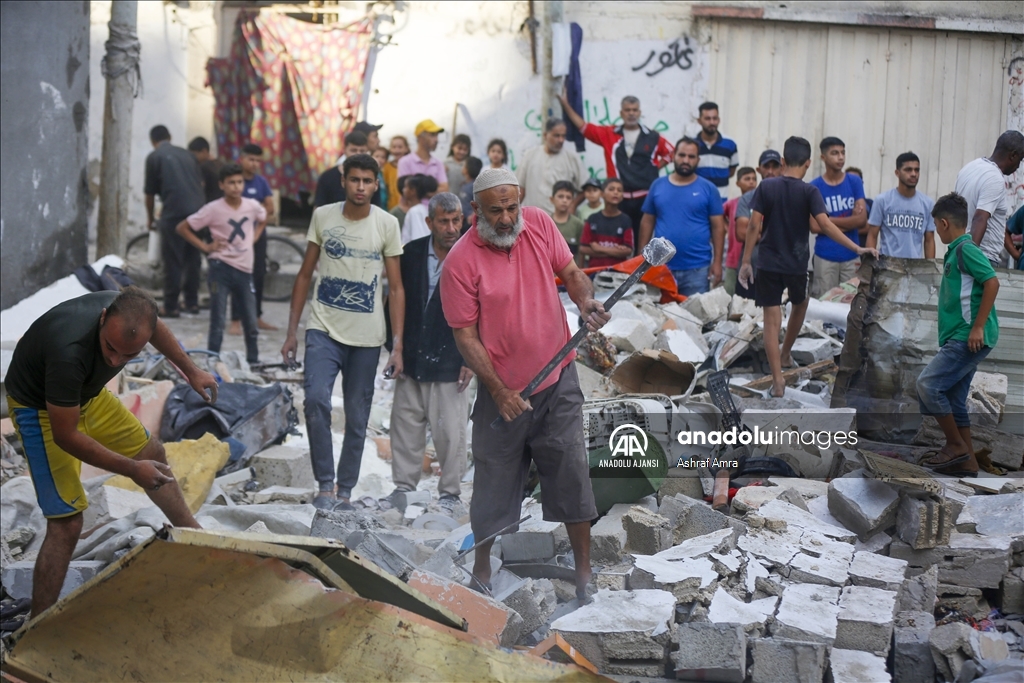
4, 535, 600, 682
833, 257, 1024, 440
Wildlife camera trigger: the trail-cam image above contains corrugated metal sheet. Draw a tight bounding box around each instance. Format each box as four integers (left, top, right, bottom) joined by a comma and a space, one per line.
707, 20, 1012, 212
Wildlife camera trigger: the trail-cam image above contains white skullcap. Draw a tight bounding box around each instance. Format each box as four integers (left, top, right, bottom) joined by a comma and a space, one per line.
473, 167, 520, 194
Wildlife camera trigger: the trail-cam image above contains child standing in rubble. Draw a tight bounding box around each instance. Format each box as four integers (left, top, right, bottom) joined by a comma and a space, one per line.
917, 192, 1000, 476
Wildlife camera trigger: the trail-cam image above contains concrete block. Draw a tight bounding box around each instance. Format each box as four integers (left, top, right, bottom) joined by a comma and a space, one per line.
898, 565, 938, 613
251, 485, 315, 504
623, 506, 671, 555
591, 503, 630, 564
970, 371, 1008, 406
929, 622, 976, 682
790, 337, 834, 365
309, 508, 386, 541
81, 484, 154, 531
575, 361, 607, 399
407, 570, 524, 647
654, 329, 705, 364
893, 611, 936, 683
889, 533, 1011, 589
853, 531, 892, 554
848, 550, 907, 591
729, 294, 758, 319
835, 585, 898, 656
896, 494, 953, 549
785, 549, 850, 587
601, 317, 655, 353
731, 486, 782, 513
707, 587, 778, 629
501, 578, 556, 638
2, 559, 106, 600
671, 622, 746, 683
959, 493, 1024, 540
249, 445, 315, 489
738, 529, 802, 568
773, 583, 841, 645
657, 472, 705, 503
659, 493, 736, 545
767, 477, 829, 500
630, 555, 717, 601
776, 488, 809, 512
551, 589, 675, 673
750, 638, 826, 683
500, 531, 556, 563
1001, 567, 1024, 614
829, 648, 890, 683
682, 287, 731, 324
827, 477, 899, 541
759, 498, 857, 542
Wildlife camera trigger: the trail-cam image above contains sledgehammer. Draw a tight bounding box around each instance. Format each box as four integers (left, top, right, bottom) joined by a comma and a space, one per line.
490, 237, 677, 429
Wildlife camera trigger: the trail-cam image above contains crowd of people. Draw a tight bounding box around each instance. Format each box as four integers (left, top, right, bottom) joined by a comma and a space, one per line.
6, 97, 1022, 618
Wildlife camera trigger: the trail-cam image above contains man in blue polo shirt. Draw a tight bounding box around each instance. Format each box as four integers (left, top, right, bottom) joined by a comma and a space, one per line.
695, 102, 738, 201
638, 137, 725, 295
809, 136, 867, 297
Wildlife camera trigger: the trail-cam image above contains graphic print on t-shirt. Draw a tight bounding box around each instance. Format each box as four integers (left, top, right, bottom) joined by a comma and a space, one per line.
228, 216, 249, 243
321, 226, 384, 261
317, 274, 378, 313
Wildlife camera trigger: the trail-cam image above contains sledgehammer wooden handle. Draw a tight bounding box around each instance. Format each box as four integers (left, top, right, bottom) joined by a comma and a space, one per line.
488, 238, 677, 430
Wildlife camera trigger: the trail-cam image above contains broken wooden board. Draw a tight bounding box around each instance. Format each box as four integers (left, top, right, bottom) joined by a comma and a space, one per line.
3, 530, 602, 682
729, 360, 837, 397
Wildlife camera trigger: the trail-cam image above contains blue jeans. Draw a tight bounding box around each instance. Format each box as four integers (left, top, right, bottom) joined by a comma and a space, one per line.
303, 329, 380, 498
672, 265, 710, 296
207, 259, 258, 364
917, 339, 992, 427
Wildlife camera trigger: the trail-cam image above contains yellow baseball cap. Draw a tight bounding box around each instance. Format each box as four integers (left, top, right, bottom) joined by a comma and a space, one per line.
414, 119, 444, 136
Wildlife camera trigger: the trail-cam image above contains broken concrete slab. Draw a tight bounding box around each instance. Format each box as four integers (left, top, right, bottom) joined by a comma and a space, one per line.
551, 589, 675, 674
805, 493, 851, 533
893, 611, 936, 683
2, 559, 106, 601
622, 506, 672, 556
929, 622, 978, 682
601, 317, 656, 353
785, 549, 850, 587
671, 622, 746, 683
1001, 566, 1024, 614
654, 329, 706, 364
773, 582, 841, 645
742, 556, 770, 598
758, 498, 857, 543
630, 555, 717, 600
738, 529, 802, 567
654, 528, 736, 562
848, 550, 907, 591
681, 287, 731, 324
896, 494, 953, 550
590, 503, 630, 564
829, 648, 890, 683
750, 637, 827, 683
853, 531, 892, 555
249, 445, 316, 489
658, 493, 742, 545
790, 337, 834, 365
959, 493, 1024, 541
731, 486, 783, 513
81, 485, 154, 531
827, 476, 899, 541
835, 585, 897, 656
898, 565, 938, 614
707, 587, 778, 630
309, 508, 386, 542
890, 533, 1011, 589
406, 570, 524, 647
251, 485, 315, 505
767, 477, 829, 500
501, 578, 556, 638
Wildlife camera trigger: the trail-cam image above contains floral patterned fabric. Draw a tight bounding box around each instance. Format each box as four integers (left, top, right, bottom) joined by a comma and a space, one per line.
207, 12, 371, 199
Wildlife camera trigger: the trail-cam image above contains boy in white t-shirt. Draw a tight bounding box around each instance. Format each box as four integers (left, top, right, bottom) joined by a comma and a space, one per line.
176, 163, 266, 363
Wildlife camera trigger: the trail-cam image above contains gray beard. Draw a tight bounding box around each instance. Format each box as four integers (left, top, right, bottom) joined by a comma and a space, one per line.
476, 210, 524, 249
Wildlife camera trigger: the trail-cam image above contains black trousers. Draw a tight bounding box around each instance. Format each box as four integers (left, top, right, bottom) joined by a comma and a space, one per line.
620, 196, 647, 255
159, 218, 201, 312
233, 230, 266, 320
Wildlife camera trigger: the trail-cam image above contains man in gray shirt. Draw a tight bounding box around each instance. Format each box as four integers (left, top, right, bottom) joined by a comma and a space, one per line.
144, 125, 205, 317
866, 152, 935, 259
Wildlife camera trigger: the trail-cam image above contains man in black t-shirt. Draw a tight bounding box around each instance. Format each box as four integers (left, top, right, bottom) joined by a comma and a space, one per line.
739, 136, 877, 398
5, 288, 218, 616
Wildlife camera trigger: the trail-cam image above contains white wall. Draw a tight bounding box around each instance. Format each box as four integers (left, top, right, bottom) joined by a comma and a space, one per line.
88, 0, 215, 240
365, 2, 709, 181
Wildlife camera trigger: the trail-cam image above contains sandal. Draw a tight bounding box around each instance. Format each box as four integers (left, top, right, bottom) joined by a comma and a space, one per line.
921, 451, 970, 470
933, 468, 978, 478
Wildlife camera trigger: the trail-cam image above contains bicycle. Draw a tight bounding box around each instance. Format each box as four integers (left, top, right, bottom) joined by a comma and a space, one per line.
124, 229, 306, 302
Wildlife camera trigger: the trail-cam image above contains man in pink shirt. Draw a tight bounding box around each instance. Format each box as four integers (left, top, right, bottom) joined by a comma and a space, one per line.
177, 163, 266, 363
441, 168, 610, 601
397, 119, 449, 191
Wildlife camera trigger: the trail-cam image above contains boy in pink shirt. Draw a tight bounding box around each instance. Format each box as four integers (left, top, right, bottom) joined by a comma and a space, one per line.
724, 166, 757, 295
177, 163, 266, 363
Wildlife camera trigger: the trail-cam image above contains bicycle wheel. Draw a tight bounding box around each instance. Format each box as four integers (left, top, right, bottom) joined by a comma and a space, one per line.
263, 234, 307, 301
124, 232, 164, 289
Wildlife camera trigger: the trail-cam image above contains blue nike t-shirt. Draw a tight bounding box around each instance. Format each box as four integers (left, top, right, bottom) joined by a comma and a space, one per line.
244, 174, 273, 203
810, 172, 864, 262
642, 175, 723, 270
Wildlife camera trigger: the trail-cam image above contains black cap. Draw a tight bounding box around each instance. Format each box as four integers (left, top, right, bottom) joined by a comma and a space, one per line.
581, 177, 601, 190
759, 149, 781, 166
353, 121, 383, 134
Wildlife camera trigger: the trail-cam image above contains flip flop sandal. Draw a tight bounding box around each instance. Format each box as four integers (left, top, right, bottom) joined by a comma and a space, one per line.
934, 468, 979, 478
922, 452, 970, 470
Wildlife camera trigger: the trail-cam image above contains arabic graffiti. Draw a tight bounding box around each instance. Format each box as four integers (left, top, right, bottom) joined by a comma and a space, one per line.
632, 37, 694, 77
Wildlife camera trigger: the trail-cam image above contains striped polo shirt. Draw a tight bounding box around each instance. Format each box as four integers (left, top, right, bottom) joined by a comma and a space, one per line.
696, 132, 739, 199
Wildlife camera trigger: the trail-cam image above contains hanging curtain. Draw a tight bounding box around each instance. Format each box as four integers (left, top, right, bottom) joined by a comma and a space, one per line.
206, 12, 372, 199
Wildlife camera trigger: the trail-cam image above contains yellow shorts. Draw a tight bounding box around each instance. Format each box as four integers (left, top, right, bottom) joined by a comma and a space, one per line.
8, 389, 150, 519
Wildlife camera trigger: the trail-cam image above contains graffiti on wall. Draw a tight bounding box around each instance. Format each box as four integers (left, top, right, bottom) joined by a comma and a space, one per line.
522, 97, 671, 135
631, 37, 695, 77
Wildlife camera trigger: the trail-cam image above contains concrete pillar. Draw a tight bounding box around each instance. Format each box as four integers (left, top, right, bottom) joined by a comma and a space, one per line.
539, 0, 564, 123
